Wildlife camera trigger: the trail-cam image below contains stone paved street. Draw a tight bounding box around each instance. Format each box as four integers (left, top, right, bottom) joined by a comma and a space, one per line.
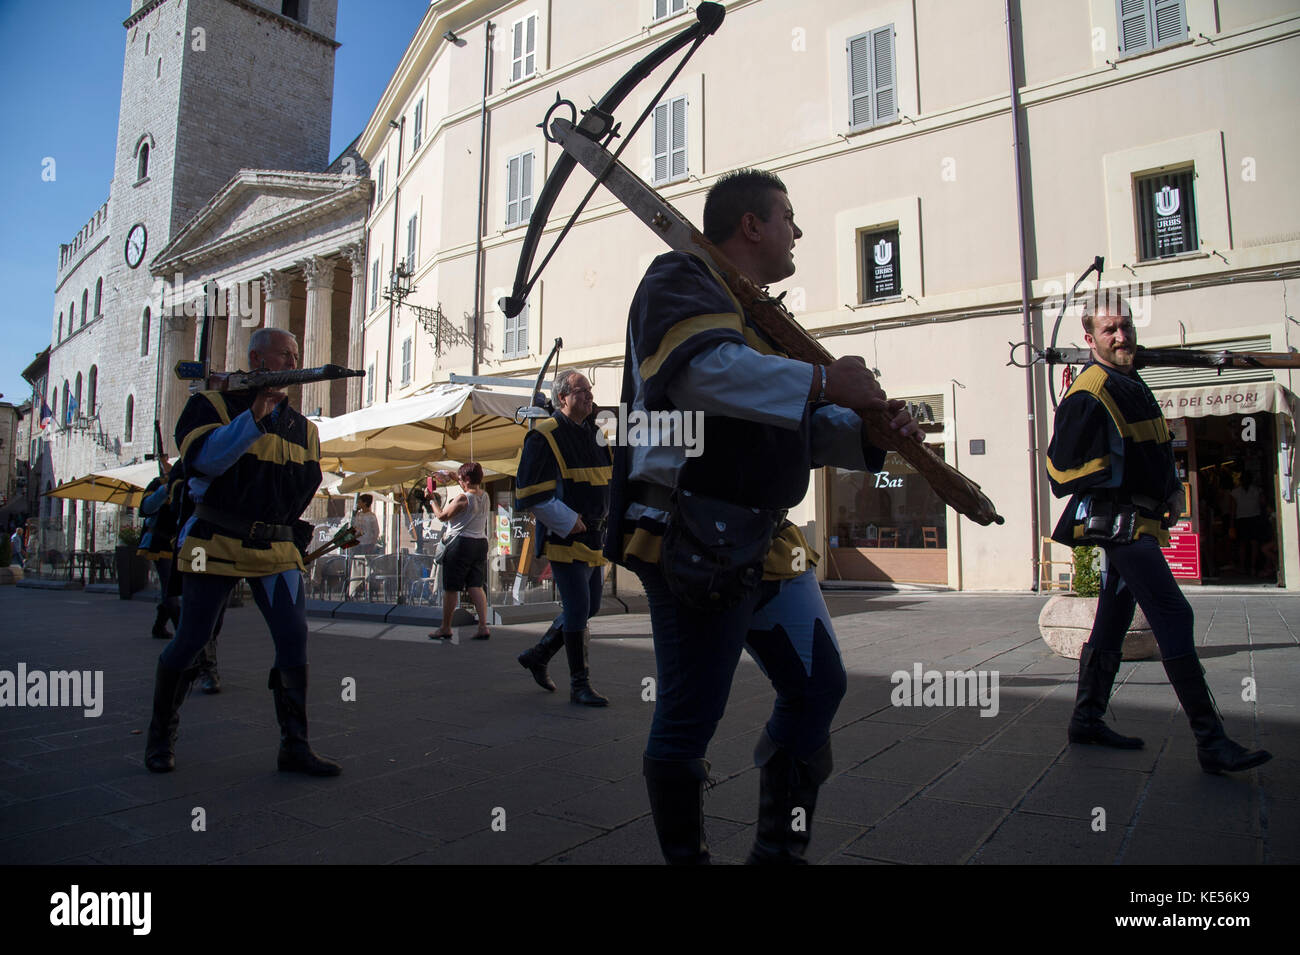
0, 585, 1295, 865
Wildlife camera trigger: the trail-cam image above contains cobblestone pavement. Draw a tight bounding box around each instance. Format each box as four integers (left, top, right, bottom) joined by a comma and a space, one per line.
0, 585, 1295, 865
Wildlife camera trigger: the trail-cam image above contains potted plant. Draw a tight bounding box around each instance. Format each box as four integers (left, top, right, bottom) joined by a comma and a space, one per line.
116, 524, 151, 600
1038, 544, 1157, 659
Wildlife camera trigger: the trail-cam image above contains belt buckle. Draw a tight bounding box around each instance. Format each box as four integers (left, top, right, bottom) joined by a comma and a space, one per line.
249, 520, 268, 540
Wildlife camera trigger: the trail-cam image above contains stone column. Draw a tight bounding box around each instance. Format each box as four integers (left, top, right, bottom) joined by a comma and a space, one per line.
299, 255, 335, 417
262, 268, 293, 331
341, 242, 367, 411
159, 312, 193, 457
225, 279, 259, 370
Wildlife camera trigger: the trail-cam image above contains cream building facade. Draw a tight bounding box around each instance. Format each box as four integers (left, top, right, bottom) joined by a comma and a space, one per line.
355, 0, 1299, 592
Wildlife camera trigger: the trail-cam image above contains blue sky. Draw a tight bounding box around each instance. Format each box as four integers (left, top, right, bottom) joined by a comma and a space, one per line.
0, 0, 430, 406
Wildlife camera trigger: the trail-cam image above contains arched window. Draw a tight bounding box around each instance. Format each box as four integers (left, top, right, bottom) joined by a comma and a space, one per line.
124, 395, 135, 443
60, 380, 69, 424
81, 289, 89, 326
94, 278, 103, 316
74, 373, 82, 418
141, 306, 151, 356
69, 300, 75, 329
87, 366, 98, 416
50, 384, 58, 422
138, 142, 149, 180
57, 313, 63, 341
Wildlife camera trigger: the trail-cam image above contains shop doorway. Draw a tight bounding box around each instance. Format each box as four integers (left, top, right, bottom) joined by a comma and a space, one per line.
1180, 412, 1282, 585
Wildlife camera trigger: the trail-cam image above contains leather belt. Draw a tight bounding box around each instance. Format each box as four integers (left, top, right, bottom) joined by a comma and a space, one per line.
194, 503, 295, 542
628, 480, 674, 511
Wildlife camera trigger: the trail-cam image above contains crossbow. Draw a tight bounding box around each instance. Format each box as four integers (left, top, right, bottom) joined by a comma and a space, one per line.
1008, 254, 1300, 409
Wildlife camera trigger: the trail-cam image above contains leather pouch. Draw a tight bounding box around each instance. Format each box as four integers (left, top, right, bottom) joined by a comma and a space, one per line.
660, 489, 785, 613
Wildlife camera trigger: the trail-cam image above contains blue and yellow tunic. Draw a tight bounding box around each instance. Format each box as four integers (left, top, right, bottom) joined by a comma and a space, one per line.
515, 410, 613, 566
1046, 361, 1179, 546
604, 251, 885, 580
173, 389, 321, 577
136, 474, 175, 561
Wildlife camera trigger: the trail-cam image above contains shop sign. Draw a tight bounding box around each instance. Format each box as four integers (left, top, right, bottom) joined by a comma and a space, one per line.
1161, 519, 1200, 580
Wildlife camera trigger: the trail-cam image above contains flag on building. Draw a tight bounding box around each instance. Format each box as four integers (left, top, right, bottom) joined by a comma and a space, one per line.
65, 396, 78, 426
39, 399, 53, 430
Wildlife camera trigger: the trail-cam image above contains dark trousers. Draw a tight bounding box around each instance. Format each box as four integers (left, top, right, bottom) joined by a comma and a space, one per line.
551, 560, 604, 631
160, 570, 308, 671
1089, 535, 1195, 660
634, 561, 847, 762
154, 558, 180, 617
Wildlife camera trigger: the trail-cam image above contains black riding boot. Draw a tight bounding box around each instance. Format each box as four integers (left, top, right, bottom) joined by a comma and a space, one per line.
197, 634, 221, 694
746, 730, 833, 864
517, 620, 565, 692
1164, 654, 1272, 774
644, 755, 711, 865
144, 660, 198, 772
1067, 644, 1144, 749
269, 666, 342, 776
564, 629, 609, 706
151, 603, 173, 640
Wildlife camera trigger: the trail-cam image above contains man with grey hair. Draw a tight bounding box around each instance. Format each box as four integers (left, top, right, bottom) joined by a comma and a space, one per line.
515, 369, 612, 704
144, 326, 342, 776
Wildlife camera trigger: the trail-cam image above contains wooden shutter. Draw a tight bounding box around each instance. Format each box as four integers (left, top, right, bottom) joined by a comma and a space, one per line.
525, 14, 536, 76
670, 96, 687, 180
407, 214, 417, 268
1152, 0, 1186, 47
871, 26, 896, 123
507, 154, 522, 225
653, 102, 669, 183
848, 33, 871, 128
1118, 0, 1150, 53
512, 19, 524, 81
520, 152, 533, 221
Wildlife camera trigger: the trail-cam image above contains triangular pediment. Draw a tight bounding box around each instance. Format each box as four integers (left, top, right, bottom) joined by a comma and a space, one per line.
151, 169, 370, 272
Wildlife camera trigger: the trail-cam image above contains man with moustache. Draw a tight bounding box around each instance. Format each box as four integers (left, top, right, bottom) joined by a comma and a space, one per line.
605, 168, 923, 863
1046, 296, 1271, 774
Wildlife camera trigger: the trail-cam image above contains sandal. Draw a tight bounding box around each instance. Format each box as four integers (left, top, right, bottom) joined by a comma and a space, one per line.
472, 629, 492, 640
428, 630, 453, 640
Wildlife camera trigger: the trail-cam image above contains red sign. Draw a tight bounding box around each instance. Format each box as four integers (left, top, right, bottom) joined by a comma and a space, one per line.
1161, 519, 1200, 580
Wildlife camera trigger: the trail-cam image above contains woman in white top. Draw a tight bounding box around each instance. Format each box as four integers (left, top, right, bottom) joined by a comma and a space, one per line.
427, 461, 491, 640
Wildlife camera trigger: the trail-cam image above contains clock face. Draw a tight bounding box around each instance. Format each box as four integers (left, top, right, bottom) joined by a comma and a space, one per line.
125, 223, 147, 268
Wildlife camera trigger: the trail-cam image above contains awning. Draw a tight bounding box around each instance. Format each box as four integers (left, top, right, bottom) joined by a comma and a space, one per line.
315, 383, 530, 476
44, 461, 162, 507
1153, 381, 1295, 420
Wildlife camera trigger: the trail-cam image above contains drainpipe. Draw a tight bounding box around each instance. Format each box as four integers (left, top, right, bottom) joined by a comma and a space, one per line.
385, 117, 404, 403
471, 21, 494, 376
1005, 0, 1041, 590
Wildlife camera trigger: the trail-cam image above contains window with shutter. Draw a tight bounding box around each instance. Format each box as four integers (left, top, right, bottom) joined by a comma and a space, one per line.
366, 362, 375, 405
1117, 0, 1186, 55
652, 95, 687, 185
506, 151, 534, 227
511, 13, 537, 82
413, 100, 423, 151
407, 214, 418, 270
371, 259, 380, 310
401, 337, 412, 385
847, 25, 896, 131
376, 159, 385, 203
504, 302, 529, 359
